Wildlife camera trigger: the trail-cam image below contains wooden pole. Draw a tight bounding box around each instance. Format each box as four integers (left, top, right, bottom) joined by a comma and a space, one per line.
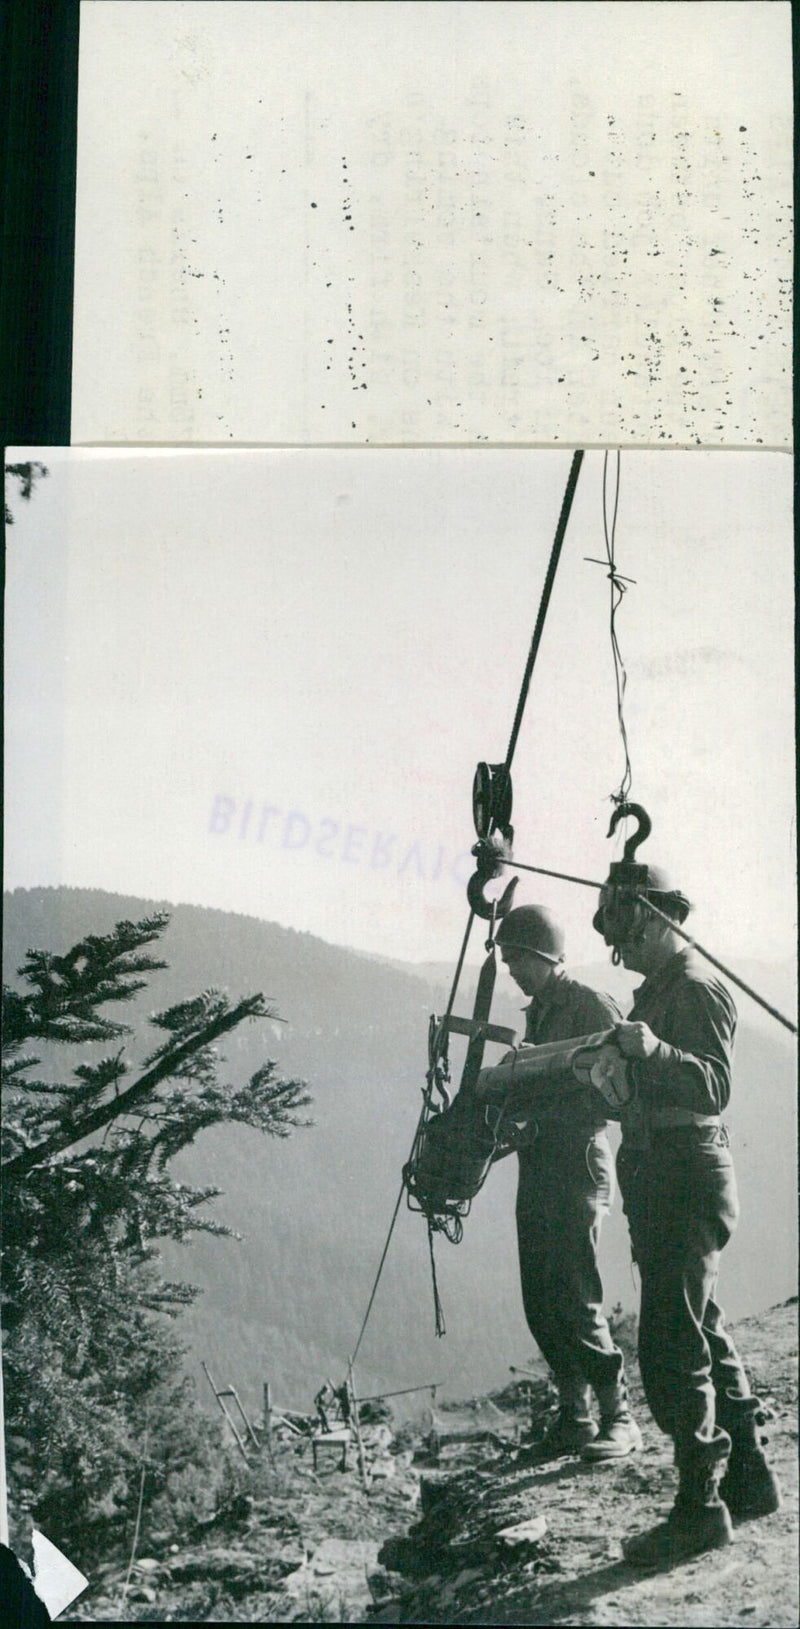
226, 1385, 260, 1450
354, 1380, 443, 1404
347, 1358, 370, 1494
270, 1411, 306, 1437
201, 1361, 250, 1462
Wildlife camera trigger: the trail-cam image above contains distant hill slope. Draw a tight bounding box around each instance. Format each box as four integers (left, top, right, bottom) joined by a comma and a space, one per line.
3, 888, 796, 1421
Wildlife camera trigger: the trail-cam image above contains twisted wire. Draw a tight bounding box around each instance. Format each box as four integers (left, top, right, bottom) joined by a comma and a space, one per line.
587, 451, 634, 806
603, 450, 632, 804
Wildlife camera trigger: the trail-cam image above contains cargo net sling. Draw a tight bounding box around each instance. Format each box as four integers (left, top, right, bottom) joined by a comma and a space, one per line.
403, 1025, 633, 1242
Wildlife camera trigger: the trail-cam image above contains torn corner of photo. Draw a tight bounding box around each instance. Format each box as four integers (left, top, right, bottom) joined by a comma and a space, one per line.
30, 1529, 89, 1619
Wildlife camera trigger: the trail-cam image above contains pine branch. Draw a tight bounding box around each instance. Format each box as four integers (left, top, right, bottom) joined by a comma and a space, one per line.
2, 994, 268, 1180
3, 915, 171, 1052
1, 1052, 42, 1079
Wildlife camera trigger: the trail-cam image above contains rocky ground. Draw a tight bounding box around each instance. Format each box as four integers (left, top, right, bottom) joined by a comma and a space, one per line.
59, 1298, 797, 1625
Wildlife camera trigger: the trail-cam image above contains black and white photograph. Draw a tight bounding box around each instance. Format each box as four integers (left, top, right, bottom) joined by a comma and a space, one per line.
3, 444, 796, 1622
1, 1, 795, 1625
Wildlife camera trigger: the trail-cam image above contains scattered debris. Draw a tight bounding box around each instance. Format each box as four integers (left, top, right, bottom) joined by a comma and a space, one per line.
283, 1537, 382, 1620
495, 1515, 548, 1550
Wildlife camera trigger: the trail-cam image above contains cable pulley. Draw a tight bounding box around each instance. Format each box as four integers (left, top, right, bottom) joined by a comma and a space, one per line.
466, 761, 517, 919
472, 761, 513, 841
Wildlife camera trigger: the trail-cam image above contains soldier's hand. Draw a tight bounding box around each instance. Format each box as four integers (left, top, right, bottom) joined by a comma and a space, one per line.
475, 1066, 496, 1097
614, 1020, 661, 1059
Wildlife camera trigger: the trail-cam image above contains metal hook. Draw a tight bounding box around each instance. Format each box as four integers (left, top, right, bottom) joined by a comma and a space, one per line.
606, 801, 652, 862
466, 843, 519, 921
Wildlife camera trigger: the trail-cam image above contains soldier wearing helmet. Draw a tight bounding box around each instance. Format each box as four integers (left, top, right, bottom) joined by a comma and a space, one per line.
600, 868, 781, 1566
480, 903, 641, 1462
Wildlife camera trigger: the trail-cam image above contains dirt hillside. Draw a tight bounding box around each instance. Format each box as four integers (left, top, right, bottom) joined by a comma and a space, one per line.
56, 1296, 797, 1624
370, 1297, 798, 1628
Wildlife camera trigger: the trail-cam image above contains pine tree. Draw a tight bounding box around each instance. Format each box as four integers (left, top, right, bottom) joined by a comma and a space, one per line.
1, 911, 312, 1556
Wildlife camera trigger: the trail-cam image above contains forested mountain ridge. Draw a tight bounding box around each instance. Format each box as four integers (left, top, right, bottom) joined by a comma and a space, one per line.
4, 887, 796, 1420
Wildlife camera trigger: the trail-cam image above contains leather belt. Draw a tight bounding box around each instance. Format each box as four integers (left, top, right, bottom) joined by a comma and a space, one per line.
648, 1107, 720, 1129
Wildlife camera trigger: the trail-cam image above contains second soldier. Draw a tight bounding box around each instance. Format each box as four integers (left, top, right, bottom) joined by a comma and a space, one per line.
481, 904, 641, 1461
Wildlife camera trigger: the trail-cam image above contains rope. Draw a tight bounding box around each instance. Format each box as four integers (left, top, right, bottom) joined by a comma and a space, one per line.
119, 1427, 148, 1612
427, 1221, 447, 1338
351, 1182, 405, 1367
499, 858, 796, 1035
350, 913, 479, 1363
604, 448, 632, 804
442, 852, 798, 1036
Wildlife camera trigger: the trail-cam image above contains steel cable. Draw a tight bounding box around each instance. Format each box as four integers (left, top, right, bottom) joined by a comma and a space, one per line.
350, 453, 586, 1363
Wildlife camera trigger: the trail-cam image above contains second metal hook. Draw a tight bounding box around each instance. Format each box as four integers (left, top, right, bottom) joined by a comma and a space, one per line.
607, 801, 652, 862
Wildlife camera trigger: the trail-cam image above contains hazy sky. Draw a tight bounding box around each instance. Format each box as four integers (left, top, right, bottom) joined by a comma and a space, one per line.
4, 448, 795, 980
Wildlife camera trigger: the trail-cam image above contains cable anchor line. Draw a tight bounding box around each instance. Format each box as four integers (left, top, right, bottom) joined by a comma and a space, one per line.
590, 803, 797, 1035
633, 897, 797, 1037
503, 845, 796, 1037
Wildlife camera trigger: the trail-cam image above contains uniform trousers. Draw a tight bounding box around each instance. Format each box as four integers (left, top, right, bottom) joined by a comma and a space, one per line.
616, 1124, 751, 1468
516, 1123, 624, 1399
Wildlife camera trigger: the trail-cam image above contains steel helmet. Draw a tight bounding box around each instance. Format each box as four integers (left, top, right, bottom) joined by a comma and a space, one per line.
640, 866, 692, 924
592, 864, 692, 936
495, 905, 565, 962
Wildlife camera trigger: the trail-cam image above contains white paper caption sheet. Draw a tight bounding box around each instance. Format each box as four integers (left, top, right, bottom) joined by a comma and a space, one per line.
72, 1, 792, 448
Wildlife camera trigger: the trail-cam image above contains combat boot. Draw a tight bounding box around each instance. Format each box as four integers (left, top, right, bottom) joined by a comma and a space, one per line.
529, 1381, 597, 1461
623, 1456, 733, 1568
719, 1398, 782, 1522
582, 1380, 643, 1461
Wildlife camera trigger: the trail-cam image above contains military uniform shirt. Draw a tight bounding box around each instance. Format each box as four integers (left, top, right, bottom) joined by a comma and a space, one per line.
626, 946, 736, 1118
520, 970, 622, 1131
